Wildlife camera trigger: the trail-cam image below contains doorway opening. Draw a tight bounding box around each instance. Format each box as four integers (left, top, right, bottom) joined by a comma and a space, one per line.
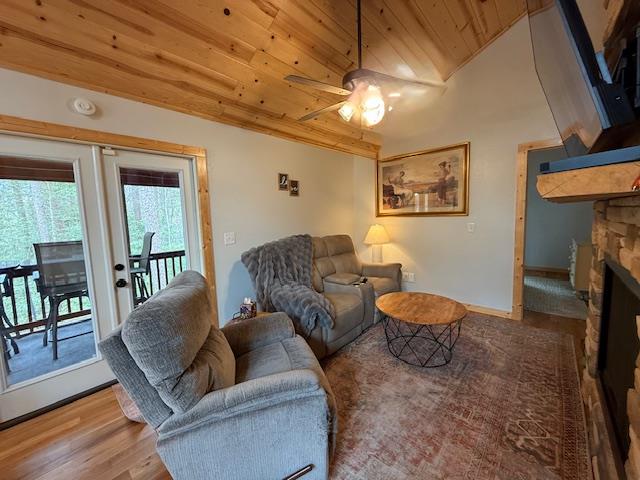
512, 140, 592, 325
523, 146, 591, 320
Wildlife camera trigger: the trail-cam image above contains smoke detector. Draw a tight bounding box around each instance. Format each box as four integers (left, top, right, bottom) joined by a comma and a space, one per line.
70, 97, 97, 116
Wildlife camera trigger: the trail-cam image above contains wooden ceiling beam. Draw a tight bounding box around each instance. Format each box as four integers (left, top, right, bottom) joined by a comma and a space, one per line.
220, 104, 379, 158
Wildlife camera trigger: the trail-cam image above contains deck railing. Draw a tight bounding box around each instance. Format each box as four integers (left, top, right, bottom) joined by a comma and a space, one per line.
142, 250, 187, 297
1, 249, 186, 335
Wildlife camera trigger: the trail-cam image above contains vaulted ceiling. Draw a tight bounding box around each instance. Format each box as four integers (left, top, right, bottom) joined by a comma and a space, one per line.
0, 0, 528, 158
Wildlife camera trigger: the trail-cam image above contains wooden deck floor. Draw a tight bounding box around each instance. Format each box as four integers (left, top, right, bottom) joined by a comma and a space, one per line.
0, 311, 586, 480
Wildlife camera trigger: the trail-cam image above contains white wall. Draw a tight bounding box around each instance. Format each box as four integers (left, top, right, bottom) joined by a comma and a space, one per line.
524, 147, 592, 269
354, 18, 559, 313
0, 68, 355, 323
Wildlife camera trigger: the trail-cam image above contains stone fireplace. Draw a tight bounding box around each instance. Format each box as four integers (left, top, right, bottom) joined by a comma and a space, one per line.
585, 196, 640, 479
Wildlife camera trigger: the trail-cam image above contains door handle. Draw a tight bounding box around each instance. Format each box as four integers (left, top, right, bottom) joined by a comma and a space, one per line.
114, 263, 125, 271
115, 279, 128, 288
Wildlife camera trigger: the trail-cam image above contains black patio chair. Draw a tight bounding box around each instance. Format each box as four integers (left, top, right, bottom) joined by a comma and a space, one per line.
34, 241, 91, 361
129, 232, 155, 305
1, 270, 20, 374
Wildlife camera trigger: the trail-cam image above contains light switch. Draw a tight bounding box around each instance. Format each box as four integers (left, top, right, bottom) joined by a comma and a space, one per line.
223, 232, 236, 245
467, 222, 475, 233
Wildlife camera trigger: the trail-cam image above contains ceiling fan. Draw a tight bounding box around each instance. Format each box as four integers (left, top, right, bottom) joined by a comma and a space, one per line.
284, 0, 445, 127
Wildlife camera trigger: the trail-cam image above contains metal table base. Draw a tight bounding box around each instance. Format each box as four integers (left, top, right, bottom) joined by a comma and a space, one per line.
382, 315, 462, 368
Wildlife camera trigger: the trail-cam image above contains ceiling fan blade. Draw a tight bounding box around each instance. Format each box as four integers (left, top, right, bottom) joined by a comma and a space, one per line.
285, 75, 352, 96
298, 101, 347, 121
366, 70, 445, 89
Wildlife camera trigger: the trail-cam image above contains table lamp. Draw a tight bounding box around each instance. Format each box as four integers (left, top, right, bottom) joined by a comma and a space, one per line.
364, 224, 390, 263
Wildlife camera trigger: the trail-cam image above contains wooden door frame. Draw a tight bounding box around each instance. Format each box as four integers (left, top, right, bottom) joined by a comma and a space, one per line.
0, 114, 218, 325
511, 138, 563, 321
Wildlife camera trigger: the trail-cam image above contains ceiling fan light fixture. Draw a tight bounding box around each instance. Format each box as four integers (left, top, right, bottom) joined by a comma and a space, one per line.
361, 85, 385, 127
338, 102, 356, 122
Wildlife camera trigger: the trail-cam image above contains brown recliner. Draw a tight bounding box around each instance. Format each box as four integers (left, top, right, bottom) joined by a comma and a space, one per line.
304, 235, 402, 358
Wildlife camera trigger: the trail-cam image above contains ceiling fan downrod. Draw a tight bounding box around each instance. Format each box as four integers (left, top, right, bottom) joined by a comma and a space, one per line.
357, 0, 362, 70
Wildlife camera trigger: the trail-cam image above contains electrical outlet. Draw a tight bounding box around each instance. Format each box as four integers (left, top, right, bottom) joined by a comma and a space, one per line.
467, 222, 476, 233
223, 232, 236, 245
402, 271, 415, 283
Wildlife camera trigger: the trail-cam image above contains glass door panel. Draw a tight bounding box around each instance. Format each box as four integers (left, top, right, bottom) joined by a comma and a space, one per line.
103, 150, 201, 323
0, 136, 115, 422
0, 158, 95, 386
120, 167, 186, 306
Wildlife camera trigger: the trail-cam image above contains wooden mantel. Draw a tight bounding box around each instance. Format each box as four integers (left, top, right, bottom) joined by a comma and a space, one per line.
537, 161, 640, 203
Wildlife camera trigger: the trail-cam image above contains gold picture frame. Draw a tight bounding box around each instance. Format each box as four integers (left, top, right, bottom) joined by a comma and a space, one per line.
376, 142, 470, 217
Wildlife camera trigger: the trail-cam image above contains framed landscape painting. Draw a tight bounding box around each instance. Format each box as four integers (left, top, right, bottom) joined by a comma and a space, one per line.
377, 142, 470, 217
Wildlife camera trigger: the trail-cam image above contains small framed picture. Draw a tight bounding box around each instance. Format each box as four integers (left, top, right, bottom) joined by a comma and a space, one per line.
278, 173, 289, 191
289, 180, 299, 196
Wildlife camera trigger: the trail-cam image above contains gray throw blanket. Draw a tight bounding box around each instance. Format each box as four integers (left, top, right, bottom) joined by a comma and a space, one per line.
241, 234, 335, 335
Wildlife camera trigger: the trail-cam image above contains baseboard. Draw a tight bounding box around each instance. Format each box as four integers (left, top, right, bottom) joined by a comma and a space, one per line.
525, 266, 570, 280
0, 380, 116, 431
465, 303, 513, 319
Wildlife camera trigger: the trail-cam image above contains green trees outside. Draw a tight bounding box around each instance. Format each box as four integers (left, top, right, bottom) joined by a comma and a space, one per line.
0, 179, 185, 327
123, 184, 185, 256
0, 180, 185, 265
0, 180, 82, 265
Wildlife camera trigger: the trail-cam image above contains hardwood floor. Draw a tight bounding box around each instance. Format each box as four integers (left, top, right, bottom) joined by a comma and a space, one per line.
0, 388, 169, 480
0, 311, 586, 480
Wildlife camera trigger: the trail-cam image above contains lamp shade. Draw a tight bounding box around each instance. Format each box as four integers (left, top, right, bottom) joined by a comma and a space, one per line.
364, 224, 390, 245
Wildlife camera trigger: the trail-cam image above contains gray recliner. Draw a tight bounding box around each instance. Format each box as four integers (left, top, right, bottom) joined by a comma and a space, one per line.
306, 235, 402, 358
99, 271, 336, 480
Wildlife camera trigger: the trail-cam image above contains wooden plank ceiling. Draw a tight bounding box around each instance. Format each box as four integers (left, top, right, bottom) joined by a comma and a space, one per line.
0, 0, 526, 158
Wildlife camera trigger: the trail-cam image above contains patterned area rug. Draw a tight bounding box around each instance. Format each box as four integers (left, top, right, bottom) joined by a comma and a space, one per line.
323, 313, 589, 480
524, 276, 588, 320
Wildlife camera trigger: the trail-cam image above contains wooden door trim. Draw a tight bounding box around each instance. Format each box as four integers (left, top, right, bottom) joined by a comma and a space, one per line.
511, 138, 563, 321
0, 114, 218, 326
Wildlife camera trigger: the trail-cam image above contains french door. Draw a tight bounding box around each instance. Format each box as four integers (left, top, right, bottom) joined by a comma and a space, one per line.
102, 148, 201, 324
0, 134, 201, 423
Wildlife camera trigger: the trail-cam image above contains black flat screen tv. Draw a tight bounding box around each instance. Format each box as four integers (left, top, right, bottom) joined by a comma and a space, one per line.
528, 0, 640, 173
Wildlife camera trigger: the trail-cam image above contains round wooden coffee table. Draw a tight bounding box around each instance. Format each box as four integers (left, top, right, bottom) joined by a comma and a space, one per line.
376, 292, 467, 367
